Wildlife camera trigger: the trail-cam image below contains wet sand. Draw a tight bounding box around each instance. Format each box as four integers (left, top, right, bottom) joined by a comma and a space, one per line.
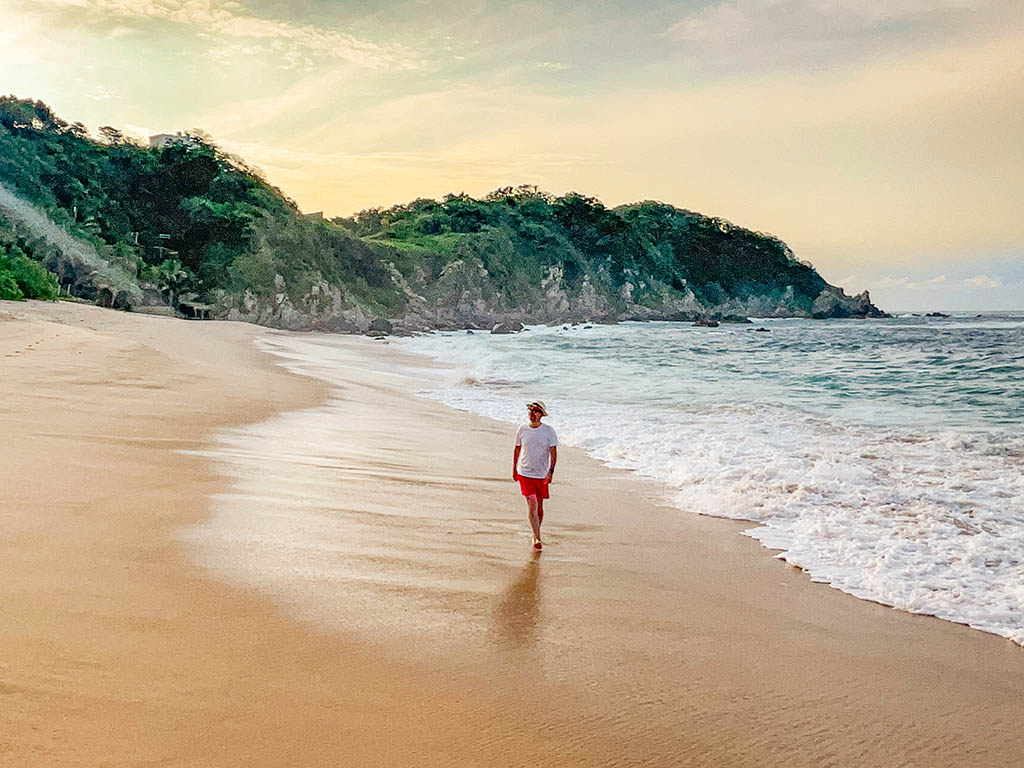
2, 300, 1023, 767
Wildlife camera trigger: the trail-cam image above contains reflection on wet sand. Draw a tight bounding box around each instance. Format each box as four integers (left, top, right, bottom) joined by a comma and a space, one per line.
493, 551, 542, 650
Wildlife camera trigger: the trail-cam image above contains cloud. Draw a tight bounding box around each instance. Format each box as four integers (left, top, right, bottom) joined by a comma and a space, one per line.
105, 25, 135, 39
663, 3, 750, 43
665, 0, 987, 38
84, 85, 118, 101
536, 61, 573, 71
27, 0, 420, 70
877, 273, 952, 289
221, 140, 597, 177
878, 276, 911, 288
834, 273, 858, 287
867, 269, 1022, 311
963, 274, 1003, 289
662, 0, 1003, 55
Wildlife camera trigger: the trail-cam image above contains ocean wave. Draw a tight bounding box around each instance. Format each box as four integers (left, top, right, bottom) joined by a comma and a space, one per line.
402, 317, 1024, 644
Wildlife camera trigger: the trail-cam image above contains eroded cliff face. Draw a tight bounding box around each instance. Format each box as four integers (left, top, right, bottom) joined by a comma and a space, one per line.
212, 263, 884, 334
222, 275, 375, 332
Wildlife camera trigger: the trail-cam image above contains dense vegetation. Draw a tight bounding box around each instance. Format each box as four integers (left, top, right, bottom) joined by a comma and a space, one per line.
0, 234, 59, 301
1, 96, 872, 324
338, 188, 827, 312
0, 96, 393, 310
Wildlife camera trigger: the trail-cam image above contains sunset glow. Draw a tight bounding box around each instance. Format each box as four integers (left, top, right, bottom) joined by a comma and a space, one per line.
4, 0, 1022, 309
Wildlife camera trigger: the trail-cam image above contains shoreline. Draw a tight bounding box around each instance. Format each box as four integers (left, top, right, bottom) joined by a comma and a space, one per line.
2, 301, 1023, 766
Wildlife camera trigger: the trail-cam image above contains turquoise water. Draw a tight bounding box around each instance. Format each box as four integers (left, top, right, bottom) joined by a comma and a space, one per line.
403, 313, 1024, 643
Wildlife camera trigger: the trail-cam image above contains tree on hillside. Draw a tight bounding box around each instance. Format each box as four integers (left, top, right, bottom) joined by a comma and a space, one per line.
154, 258, 193, 308
98, 126, 141, 147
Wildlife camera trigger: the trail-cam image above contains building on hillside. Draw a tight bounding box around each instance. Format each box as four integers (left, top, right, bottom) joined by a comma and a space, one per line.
148, 132, 199, 150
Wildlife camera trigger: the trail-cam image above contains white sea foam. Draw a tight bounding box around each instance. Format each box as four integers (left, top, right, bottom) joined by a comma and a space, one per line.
401, 318, 1024, 644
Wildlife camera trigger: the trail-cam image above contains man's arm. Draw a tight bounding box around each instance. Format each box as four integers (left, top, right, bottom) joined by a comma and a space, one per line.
513, 445, 521, 480
546, 446, 557, 483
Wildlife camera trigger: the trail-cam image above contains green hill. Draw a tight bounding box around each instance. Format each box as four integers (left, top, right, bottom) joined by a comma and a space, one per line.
0, 96, 884, 330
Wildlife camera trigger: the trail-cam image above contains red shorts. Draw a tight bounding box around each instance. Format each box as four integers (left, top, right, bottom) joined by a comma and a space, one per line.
517, 475, 550, 499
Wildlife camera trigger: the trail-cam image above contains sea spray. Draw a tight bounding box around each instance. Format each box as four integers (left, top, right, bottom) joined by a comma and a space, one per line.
0, 181, 142, 305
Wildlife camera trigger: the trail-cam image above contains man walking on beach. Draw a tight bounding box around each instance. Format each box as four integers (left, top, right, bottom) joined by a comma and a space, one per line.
512, 400, 558, 550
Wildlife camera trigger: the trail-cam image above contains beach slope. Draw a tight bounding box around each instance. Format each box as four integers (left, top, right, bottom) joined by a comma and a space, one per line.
1, 300, 1022, 767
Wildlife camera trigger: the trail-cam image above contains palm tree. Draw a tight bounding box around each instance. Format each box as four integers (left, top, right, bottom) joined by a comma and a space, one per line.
154, 258, 191, 308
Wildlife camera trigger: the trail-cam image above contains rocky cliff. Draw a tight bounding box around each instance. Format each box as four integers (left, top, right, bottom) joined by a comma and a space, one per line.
216, 264, 885, 334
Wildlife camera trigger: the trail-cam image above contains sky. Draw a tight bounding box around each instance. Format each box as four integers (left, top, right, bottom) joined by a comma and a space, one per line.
2, 0, 1023, 310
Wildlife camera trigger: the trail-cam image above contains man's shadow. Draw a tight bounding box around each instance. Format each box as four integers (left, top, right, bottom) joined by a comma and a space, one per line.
493, 550, 542, 650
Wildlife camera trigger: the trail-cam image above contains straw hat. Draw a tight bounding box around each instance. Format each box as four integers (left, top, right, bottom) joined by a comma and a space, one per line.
526, 400, 548, 417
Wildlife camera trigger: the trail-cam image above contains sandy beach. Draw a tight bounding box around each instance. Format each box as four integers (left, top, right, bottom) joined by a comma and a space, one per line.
2, 300, 1023, 767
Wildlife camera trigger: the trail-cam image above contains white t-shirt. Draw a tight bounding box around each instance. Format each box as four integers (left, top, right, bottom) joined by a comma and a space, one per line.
515, 423, 558, 478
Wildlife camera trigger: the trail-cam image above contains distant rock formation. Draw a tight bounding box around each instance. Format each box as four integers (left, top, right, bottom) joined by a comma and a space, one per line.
811, 287, 887, 319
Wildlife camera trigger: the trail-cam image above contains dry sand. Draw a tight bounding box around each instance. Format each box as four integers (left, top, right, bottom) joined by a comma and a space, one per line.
1, 299, 1022, 767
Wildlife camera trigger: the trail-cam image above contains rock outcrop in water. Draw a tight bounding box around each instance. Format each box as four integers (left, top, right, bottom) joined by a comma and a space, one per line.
0, 96, 886, 329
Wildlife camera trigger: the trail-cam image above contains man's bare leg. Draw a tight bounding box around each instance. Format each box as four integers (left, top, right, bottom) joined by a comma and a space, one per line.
537, 498, 544, 525
526, 495, 542, 549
